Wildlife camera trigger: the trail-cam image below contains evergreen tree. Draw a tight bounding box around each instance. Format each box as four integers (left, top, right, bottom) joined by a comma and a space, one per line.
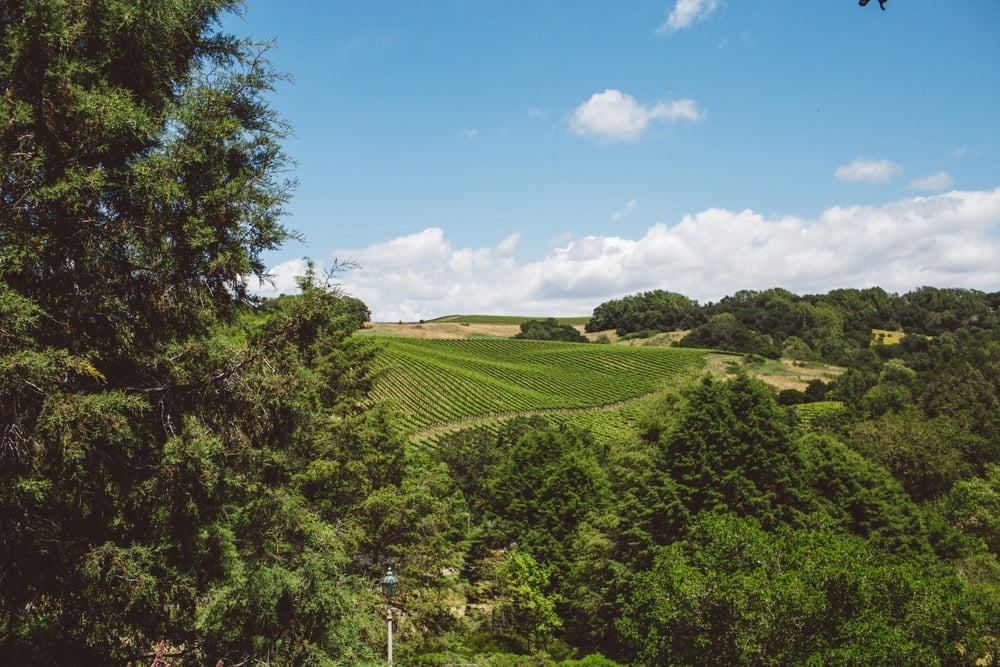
0, 4, 386, 664
658, 373, 805, 526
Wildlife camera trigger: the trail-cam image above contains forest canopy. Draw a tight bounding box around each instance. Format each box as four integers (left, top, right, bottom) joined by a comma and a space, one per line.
588, 286, 1000, 363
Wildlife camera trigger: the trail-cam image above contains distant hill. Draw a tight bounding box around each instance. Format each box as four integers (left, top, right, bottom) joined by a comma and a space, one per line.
426, 314, 591, 326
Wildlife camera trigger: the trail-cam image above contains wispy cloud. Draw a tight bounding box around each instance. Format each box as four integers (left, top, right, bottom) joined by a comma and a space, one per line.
460, 128, 479, 139
657, 0, 721, 35
256, 188, 1000, 322
570, 89, 702, 143
834, 158, 903, 184
611, 199, 637, 221
909, 171, 954, 191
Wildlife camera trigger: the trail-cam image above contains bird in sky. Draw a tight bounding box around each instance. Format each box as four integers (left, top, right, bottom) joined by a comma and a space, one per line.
859, 0, 888, 10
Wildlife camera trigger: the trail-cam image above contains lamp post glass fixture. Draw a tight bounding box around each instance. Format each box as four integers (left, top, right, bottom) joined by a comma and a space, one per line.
381, 567, 399, 666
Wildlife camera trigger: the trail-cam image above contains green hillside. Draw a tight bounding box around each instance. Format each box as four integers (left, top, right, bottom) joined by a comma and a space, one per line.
369, 337, 708, 441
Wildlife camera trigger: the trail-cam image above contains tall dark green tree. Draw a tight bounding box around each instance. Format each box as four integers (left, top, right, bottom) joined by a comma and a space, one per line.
1, 0, 293, 358
484, 422, 611, 574
658, 373, 805, 525
0, 3, 388, 664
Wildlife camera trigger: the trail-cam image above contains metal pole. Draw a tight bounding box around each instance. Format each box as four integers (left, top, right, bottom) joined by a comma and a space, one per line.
387, 603, 393, 667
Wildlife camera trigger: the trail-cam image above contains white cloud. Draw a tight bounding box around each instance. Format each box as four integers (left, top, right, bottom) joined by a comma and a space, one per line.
570, 89, 702, 142
835, 158, 904, 184
460, 128, 478, 138
258, 188, 1000, 322
250, 257, 311, 298
909, 171, 954, 191
657, 0, 721, 35
611, 199, 637, 221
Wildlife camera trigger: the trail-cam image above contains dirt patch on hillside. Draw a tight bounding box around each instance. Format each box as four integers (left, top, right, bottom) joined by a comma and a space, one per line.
705, 353, 844, 392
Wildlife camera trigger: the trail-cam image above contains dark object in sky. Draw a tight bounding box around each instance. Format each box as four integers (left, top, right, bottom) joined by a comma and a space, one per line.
859, 0, 887, 9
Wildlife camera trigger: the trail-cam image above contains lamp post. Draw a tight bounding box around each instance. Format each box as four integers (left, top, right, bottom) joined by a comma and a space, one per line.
380, 567, 399, 666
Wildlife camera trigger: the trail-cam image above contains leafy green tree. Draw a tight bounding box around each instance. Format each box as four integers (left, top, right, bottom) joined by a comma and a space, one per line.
484, 423, 612, 573
657, 373, 805, 526
357, 452, 469, 601
434, 417, 552, 520
917, 360, 1000, 469
619, 513, 978, 667
897, 287, 995, 335
679, 313, 780, 358
487, 549, 563, 654
847, 410, 973, 502
941, 466, 1000, 557
586, 290, 700, 335
859, 358, 917, 416
1, 0, 292, 360
818, 287, 897, 346
798, 433, 931, 554
514, 318, 588, 343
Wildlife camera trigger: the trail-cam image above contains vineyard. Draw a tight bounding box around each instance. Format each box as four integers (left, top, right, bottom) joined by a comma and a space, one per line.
793, 400, 848, 428
368, 337, 709, 442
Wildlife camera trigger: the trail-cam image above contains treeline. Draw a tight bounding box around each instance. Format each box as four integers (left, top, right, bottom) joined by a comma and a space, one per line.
587, 286, 1000, 363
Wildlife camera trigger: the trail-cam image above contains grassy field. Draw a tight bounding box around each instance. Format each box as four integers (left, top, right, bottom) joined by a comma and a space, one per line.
368, 337, 708, 443
362, 317, 846, 444
872, 328, 906, 345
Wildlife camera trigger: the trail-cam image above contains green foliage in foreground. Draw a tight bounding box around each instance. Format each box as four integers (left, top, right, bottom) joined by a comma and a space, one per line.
622, 513, 973, 666
368, 338, 707, 437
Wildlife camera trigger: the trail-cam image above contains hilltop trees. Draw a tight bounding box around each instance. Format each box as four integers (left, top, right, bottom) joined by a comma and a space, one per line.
515, 318, 589, 343
586, 290, 701, 335
588, 286, 998, 366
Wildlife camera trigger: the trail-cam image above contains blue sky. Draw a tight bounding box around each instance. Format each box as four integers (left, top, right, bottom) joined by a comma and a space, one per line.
226, 1, 1000, 321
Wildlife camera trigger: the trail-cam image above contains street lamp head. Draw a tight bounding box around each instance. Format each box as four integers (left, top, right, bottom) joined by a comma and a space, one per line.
381, 567, 399, 599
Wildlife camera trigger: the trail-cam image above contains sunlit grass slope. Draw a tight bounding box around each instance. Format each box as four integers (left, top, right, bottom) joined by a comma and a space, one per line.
369, 337, 708, 442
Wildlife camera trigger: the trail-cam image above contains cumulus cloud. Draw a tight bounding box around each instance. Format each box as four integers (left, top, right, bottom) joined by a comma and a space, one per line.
657, 0, 721, 35
258, 188, 1000, 322
909, 171, 954, 191
249, 257, 312, 298
835, 158, 904, 184
611, 199, 637, 221
570, 89, 702, 142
